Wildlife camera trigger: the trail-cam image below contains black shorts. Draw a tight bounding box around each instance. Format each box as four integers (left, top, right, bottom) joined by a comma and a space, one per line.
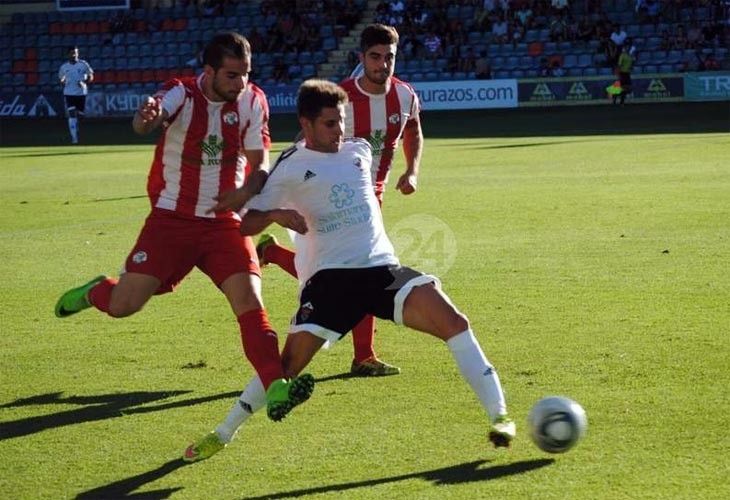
619, 72, 632, 88
64, 95, 87, 113
291, 265, 439, 344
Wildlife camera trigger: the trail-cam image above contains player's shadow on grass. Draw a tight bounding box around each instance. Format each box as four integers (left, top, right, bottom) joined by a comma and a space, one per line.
0, 390, 240, 441
75, 458, 189, 500
240, 458, 555, 499
1, 149, 147, 159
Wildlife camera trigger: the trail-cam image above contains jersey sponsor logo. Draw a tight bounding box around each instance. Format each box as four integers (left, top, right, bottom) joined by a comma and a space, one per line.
388, 112, 401, 125
304, 170, 316, 181
223, 111, 239, 125
328, 183, 355, 209
366, 130, 386, 155
132, 251, 148, 264
201, 135, 225, 165
298, 301, 314, 321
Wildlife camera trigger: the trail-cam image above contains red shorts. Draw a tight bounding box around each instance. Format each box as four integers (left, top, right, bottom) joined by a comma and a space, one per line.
123, 208, 260, 294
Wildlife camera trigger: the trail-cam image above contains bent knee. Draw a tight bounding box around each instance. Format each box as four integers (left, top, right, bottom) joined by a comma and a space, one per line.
107, 299, 143, 318
445, 311, 470, 337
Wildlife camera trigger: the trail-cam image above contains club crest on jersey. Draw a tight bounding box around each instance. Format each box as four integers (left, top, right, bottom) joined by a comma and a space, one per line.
132, 251, 148, 264
223, 111, 239, 125
298, 301, 314, 321
388, 113, 400, 125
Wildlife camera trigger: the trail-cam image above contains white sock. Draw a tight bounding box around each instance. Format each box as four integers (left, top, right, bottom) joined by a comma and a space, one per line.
447, 329, 508, 422
215, 375, 266, 443
68, 117, 78, 142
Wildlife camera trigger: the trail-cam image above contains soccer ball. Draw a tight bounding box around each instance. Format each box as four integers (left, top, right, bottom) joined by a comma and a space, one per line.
528, 396, 587, 453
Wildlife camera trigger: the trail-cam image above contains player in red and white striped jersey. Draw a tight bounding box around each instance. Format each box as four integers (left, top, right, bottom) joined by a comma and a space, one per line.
227, 25, 425, 377
55, 33, 313, 432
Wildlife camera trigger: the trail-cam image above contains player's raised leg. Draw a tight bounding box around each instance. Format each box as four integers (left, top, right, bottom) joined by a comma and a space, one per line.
183, 331, 320, 463
401, 282, 515, 448
55, 272, 160, 318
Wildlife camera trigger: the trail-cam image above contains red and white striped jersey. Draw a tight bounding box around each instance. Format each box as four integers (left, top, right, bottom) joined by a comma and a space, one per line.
339, 76, 420, 187
147, 75, 271, 219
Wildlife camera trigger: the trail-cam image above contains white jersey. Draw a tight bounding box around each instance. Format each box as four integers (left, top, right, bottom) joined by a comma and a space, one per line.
59, 60, 93, 96
246, 138, 399, 284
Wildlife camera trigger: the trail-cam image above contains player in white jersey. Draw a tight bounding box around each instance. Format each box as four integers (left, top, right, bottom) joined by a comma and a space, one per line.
251, 24, 424, 377
184, 80, 515, 462
58, 46, 93, 144
55, 34, 315, 450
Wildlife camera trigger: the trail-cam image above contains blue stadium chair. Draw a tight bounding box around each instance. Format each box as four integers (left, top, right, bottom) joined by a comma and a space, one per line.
577, 53, 592, 67
313, 51, 327, 64
452, 71, 467, 80
114, 45, 127, 57
165, 42, 179, 54
563, 54, 578, 68
583, 67, 598, 76
506, 56, 520, 69
567, 67, 582, 76
494, 70, 510, 79
410, 72, 424, 82
406, 60, 421, 72
558, 42, 572, 52
298, 51, 313, 64
512, 69, 526, 78
519, 56, 535, 69
152, 44, 165, 56
301, 64, 317, 78
128, 57, 141, 69
666, 50, 682, 64
658, 64, 673, 74
643, 64, 658, 74
543, 42, 557, 53
139, 44, 152, 57
491, 56, 505, 69
166, 55, 179, 68
321, 37, 337, 51
283, 52, 298, 65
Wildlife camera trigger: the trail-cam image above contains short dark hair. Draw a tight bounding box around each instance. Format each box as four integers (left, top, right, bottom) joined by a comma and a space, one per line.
202, 32, 251, 70
297, 79, 348, 121
68, 46, 78, 52
360, 24, 399, 52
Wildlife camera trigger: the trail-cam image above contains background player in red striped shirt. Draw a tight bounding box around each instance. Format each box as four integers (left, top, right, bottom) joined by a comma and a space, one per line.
246, 24, 424, 377
54, 34, 314, 445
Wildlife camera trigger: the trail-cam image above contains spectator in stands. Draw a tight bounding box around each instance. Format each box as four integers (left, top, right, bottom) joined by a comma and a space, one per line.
511, 19, 526, 47
247, 28, 266, 54
551, 0, 570, 16
539, 57, 552, 76
58, 46, 93, 145
576, 15, 595, 43
608, 23, 627, 66
492, 14, 509, 44
514, 3, 534, 30
475, 50, 492, 79
424, 31, 444, 59
272, 57, 289, 83
644, 0, 661, 25
550, 58, 565, 77
549, 14, 569, 42
674, 24, 688, 49
696, 51, 720, 71
458, 46, 477, 73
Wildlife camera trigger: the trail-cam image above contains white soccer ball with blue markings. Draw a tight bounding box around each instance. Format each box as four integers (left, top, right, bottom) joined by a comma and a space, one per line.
528, 396, 587, 453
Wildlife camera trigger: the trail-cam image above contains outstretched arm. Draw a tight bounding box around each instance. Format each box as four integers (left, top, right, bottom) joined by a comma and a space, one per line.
208, 148, 270, 213
396, 118, 424, 195
132, 96, 168, 135
240, 208, 308, 236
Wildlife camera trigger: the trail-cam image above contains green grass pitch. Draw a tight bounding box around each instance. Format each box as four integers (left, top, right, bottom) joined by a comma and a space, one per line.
1, 130, 729, 499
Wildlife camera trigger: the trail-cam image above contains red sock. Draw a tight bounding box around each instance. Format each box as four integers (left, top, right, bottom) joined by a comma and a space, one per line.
352, 315, 376, 363
237, 309, 284, 389
265, 243, 298, 278
88, 278, 118, 315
